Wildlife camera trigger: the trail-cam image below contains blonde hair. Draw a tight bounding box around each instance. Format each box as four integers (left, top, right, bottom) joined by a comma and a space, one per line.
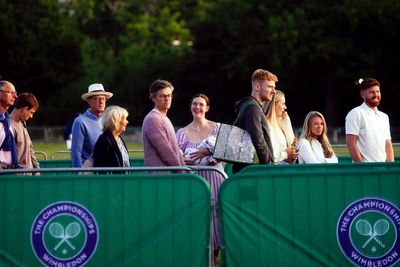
266, 90, 285, 130
299, 111, 334, 158
102, 105, 129, 132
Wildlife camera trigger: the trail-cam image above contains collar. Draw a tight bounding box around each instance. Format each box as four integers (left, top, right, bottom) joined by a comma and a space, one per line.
361, 102, 381, 116
85, 108, 101, 119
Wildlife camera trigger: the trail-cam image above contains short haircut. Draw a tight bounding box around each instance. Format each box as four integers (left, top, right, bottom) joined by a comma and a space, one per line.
252, 69, 278, 83
359, 78, 380, 91
15, 93, 39, 110
149, 79, 174, 98
102, 105, 129, 132
0, 80, 13, 91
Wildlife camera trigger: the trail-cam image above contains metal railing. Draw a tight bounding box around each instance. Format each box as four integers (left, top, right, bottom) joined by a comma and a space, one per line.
49, 149, 145, 160
34, 151, 47, 160
44, 143, 400, 160
333, 143, 400, 153
0, 165, 228, 179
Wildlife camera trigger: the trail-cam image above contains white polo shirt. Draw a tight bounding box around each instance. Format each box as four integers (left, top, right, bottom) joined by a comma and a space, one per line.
345, 102, 391, 162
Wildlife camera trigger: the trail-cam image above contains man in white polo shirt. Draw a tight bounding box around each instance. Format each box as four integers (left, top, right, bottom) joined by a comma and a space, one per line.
345, 78, 394, 162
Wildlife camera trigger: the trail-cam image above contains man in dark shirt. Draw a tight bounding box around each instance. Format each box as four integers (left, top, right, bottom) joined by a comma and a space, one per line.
232, 69, 277, 173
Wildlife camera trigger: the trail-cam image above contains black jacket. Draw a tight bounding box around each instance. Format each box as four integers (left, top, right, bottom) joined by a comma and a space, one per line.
234, 96, 274, 165
93, 131, 128, 169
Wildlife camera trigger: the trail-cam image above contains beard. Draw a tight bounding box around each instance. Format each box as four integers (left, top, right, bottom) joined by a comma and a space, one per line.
365, 96, 380, 108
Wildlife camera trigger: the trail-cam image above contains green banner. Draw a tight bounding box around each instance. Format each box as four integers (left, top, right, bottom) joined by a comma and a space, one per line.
0, 173, 211, 267
219, 169, 400, 267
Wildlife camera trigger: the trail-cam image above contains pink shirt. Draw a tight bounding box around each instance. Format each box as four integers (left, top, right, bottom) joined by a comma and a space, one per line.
142, 109, 185, 167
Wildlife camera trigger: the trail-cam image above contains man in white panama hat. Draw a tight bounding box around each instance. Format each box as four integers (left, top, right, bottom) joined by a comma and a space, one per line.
71, 83, 113, 167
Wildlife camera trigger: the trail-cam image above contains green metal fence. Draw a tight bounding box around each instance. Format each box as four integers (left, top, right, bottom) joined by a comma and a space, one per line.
240, 161, 400, 174
219, 168, 400, 267
0, 173, 211, 267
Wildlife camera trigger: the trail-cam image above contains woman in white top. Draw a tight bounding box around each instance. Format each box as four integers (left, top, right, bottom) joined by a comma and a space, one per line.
297, 111, 338, 164
266, 90, 298, 163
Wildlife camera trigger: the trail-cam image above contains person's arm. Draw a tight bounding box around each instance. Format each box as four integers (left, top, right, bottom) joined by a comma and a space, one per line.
30, 144, 40, 168
385, 139, 394, 162
346, 134, 363, 162
71, 120, 85, 167
243, 105, 273, 164
279, 114, 295, 145
297, 139, 320, 163
93, 134, 111, 167
325, 152, 338, 163
145, 116, 184, 166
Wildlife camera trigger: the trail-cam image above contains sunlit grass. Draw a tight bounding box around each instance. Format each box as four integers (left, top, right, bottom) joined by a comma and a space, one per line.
34, 142, 143, 160
33, 142, 399, 160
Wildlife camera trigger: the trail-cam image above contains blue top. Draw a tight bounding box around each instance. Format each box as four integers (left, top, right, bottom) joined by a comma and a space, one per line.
71, 109, 102, 167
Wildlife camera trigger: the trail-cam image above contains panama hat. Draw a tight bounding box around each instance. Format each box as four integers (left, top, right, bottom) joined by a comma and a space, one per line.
81, 83, 113, 101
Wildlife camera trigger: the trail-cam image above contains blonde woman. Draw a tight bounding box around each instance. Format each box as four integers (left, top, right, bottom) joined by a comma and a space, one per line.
297, 111, 338, 164
266, 90, 297, 163
93, 105, 130, 168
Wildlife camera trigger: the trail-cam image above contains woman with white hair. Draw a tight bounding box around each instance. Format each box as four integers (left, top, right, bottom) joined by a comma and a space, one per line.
93, 105, 130, 168
297, 111, 338, 164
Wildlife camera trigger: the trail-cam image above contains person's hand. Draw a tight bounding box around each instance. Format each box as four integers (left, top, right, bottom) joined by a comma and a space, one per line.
193, 148, 212, 159
184, 158, 196, 165
184, 148, 211, 165
286, 148, 298, 163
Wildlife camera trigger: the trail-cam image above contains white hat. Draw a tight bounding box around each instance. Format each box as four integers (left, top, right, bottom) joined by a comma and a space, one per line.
81, 83, 113, 101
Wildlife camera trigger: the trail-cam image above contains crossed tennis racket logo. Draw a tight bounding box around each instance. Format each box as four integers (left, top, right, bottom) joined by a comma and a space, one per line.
48, 222, 81, 251
355, 219, 390, 249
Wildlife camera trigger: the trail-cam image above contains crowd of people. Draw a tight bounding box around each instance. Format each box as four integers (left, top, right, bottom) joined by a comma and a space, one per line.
0, 69, 395, 261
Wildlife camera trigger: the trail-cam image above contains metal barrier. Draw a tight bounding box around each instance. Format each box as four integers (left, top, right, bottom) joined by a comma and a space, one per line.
34, 150, 47, 160
50, 150, 71, 159
219, 168, 400, 267
0, 165, 228, 179
50, 149, 145, 159
333, 142, 400, 153
0, 171, 212, 267
0, 165, 226, 267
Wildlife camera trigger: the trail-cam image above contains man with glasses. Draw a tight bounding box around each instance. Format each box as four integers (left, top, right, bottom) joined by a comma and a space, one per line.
0, 80, 18, 168
71, 83, 113, 167
142, 79, 185, 168
232, 69, 277, 173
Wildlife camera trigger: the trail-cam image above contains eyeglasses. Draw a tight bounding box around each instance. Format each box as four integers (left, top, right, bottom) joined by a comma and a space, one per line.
158, 94, 173, 99
0, 90, 17, 95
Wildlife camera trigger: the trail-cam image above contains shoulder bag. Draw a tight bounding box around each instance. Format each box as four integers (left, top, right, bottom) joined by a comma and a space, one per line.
213, 99, 256, 164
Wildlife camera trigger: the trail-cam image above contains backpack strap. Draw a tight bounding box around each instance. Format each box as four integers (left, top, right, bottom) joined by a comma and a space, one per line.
233, 98, 258, 126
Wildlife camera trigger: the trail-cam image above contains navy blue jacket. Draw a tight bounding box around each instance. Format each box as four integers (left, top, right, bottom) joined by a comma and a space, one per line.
93, 131, 128, 168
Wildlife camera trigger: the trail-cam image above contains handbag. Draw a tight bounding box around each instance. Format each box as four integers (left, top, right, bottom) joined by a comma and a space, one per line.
80, 154, 94, 174
213, 99, 256, 164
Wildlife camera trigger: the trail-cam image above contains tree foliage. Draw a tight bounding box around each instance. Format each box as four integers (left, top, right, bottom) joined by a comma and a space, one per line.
0, 0, 399, 130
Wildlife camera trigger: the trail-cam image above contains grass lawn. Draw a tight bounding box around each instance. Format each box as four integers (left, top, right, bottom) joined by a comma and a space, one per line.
34, 142, 143, 160
33, 142, 399, 160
